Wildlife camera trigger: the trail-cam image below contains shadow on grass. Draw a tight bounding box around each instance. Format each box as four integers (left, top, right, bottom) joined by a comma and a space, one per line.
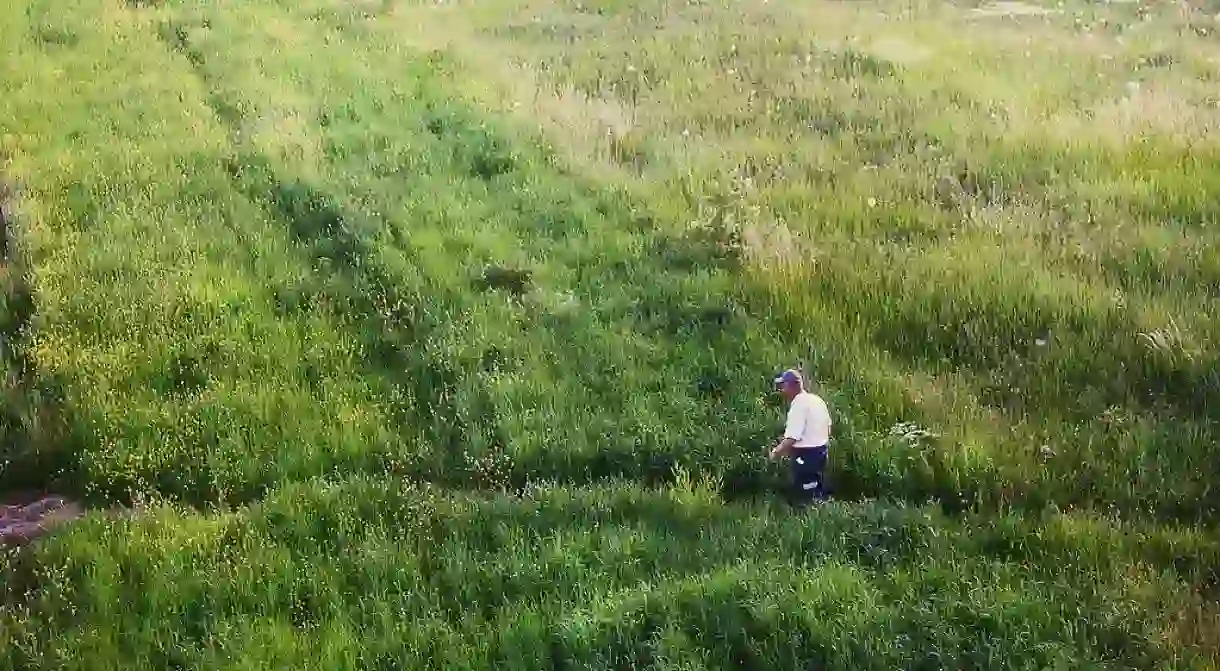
0, 167, 79, 501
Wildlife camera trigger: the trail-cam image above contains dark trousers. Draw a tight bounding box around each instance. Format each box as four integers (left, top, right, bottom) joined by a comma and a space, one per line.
788, 445, 828, 505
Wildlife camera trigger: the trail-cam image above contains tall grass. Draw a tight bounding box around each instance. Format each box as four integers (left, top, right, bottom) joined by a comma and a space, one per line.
3, 477, 1218, 669
1, 0, 1218, 666
402, 0, 1220, 519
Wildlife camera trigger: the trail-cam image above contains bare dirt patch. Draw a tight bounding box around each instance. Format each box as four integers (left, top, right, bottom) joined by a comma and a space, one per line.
0, 494, 84, 546
970, 1, 1060, 17
867, 36, 935, 65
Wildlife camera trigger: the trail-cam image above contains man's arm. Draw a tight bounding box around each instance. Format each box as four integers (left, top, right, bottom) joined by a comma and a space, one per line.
769, 401, 806, 460
769, 437, 796, 461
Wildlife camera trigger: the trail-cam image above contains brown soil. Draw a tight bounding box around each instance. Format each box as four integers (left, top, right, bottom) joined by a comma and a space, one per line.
0, 493, 85, 546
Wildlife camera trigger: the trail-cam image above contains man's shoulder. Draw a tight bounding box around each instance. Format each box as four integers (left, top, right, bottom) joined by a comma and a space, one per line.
802, 392, 829, 411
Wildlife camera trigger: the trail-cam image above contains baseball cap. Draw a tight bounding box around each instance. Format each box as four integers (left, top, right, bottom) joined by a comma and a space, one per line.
773, 369, 803, 386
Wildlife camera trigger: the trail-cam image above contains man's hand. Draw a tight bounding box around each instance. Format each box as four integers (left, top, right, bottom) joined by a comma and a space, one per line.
769, 438, 796, 461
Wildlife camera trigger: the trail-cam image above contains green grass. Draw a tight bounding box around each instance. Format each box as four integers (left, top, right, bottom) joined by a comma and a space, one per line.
4, 477, 1219, 669
1, 0, 1218, 666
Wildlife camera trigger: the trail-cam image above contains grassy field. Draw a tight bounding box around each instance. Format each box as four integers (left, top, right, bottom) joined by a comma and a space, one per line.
1, 0, 1219, 667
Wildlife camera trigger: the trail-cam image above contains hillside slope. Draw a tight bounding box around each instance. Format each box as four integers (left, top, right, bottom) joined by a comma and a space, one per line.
1, 0, 1218, 667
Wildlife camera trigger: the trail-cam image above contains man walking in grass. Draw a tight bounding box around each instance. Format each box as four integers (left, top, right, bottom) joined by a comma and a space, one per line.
768, 368, 832, 505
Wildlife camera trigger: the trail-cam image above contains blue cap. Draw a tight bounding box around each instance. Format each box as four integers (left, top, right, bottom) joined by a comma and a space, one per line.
773, 369, 803, 386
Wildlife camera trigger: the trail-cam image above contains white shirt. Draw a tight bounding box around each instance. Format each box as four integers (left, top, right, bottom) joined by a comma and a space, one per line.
785, 391, 831, 448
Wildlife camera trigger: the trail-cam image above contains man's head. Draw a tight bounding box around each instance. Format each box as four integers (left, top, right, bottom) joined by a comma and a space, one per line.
773, 368, 804, 402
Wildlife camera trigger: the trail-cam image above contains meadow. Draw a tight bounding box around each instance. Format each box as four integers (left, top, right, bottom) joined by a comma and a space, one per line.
1, 0, 1218, 667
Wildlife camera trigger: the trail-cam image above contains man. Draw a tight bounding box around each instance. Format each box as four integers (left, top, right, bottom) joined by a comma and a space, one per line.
768, 369, 831, 505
